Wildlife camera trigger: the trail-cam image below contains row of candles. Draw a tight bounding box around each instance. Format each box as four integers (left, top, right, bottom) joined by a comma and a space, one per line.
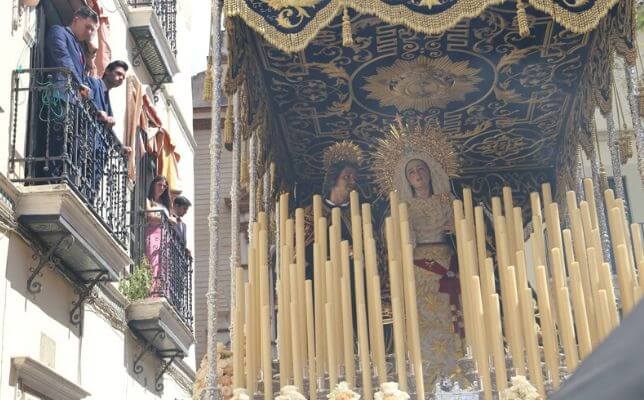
231, 190, 425, 399
454, 179, 644, 399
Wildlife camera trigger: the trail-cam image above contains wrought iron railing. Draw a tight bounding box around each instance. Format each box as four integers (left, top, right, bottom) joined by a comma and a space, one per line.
129, 0, 177, 53
8, 68, 129, 248
142, 210, 193, 329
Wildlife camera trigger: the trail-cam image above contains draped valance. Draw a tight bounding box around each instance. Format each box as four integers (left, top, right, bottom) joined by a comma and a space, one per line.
224, 0, 623, 52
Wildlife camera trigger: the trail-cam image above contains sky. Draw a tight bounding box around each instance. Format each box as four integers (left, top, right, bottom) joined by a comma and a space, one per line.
188, 0, 212, 75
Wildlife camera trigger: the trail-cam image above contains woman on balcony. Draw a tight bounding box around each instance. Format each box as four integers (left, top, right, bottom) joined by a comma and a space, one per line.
146, 175, 176, 297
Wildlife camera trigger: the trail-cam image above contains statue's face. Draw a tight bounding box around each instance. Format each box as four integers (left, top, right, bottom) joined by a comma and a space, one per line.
334, 166, 358, 193
405, 159, 431, 193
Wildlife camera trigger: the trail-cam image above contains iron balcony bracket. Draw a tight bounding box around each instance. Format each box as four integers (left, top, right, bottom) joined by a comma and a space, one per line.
26, 234, 74, 294
70, 269, 109, 325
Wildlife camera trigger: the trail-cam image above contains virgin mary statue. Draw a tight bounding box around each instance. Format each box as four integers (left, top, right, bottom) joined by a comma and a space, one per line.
372, 120, 465, 388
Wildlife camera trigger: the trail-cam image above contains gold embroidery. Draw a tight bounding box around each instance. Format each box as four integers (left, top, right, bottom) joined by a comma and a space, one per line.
363, 56, 482, 112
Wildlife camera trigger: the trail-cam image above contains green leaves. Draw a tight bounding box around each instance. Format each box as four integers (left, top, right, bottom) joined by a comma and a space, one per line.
119, 258, 152, 302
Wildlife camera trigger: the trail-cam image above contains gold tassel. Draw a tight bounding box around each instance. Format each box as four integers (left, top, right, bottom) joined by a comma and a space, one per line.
342, 6, 353, 47
516, 0, 530, 38
203, 56, 213, 101
224, 98, 234, 151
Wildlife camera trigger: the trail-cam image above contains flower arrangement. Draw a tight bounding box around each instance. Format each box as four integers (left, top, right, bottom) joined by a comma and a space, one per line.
328, 381, 361, 400
374, 382, 410, 400
217, 343, 235, 399
275, 385, 307, 400
232, 388, 250, 400
499, 375, 541, 400
192, 344, 236, 400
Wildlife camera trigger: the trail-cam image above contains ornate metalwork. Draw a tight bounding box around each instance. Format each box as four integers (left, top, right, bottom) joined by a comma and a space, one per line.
224, 0, 627, 53
26, 234, 73, 294
155, 350, 182, 392
140, 210, 194, 328
129, 0, 177, 53
70, 270, 109, 325
133, 328, 166, 375
8, 68, 129, 248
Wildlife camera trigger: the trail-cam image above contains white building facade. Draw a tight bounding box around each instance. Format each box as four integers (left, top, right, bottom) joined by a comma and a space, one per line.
0, 0, 198, 399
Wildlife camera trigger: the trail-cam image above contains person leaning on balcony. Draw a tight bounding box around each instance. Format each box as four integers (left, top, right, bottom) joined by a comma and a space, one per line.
45, 6, 99, 98
85, 61, 130, 201
172, 195, 192, 257
146, 176, 177, 296
88, 60, 128, 126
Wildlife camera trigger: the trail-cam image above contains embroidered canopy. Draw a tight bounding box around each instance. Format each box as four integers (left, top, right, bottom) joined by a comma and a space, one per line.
224, 0, 635, 213
224, 0, 624, 53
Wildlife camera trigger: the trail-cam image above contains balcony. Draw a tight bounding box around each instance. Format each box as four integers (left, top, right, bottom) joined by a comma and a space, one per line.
8, 68, 131, 323
126, 210, 193, 389
126, 0, 179, 91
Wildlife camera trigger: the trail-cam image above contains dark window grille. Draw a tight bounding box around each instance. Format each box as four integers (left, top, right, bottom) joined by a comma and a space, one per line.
128, 0, 177, 53
8, 68, 129, 248
144, 210, 193, 329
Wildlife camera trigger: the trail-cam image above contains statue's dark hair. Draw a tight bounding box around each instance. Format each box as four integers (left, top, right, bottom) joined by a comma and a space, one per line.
322, 160, 359, 198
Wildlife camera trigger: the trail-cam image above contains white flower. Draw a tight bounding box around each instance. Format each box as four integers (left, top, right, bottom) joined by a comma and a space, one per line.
232, 388, 250, 400
328, 381, 361, 400
500, 375, 540, 400
374, 382, 410, 400
276, 385, 307, 400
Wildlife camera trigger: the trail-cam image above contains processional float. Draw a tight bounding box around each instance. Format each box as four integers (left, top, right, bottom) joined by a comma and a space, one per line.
198, 0, 644, 398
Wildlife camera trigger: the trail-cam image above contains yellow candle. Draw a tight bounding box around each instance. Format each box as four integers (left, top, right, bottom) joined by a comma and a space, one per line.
568, 203, 597, 346
520, 287, 545, 397
289, 265, 302, 390
471, 276, 492, 400
582, 178, 598, 229
597, 290, 612, 341
563, 229, 576, 269
568, 262, 592, 359
503, 187, 516, 267
530, 191, 542, 219
340, 242, 355, 386
279, 193, 289, 244
261, 305, 272, 400
313, 242, 324, 377
305, 282, 317, 400
488, 294, 508, 392
463, 188, 478, 274
557, 286, 579, 372
480, 258, 497, 352
474, 206, 488, 274
391, 297, 408, 391
362, 203, 373, 228
356, 305, 373, 400
541, 183, 552, 207
372, 275, 387, 383
598, 262, 619, 328
325, 303, 338, 389
615, 244, 635, 315
505, 266, 526, 375
234, 268, 246, 388
329, 223, 344, 363
245, 283, 256, 394
631, 223, 643, 264
534, 265, 561, 389
295, 209, 307, 363
402, 244, 424, 399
